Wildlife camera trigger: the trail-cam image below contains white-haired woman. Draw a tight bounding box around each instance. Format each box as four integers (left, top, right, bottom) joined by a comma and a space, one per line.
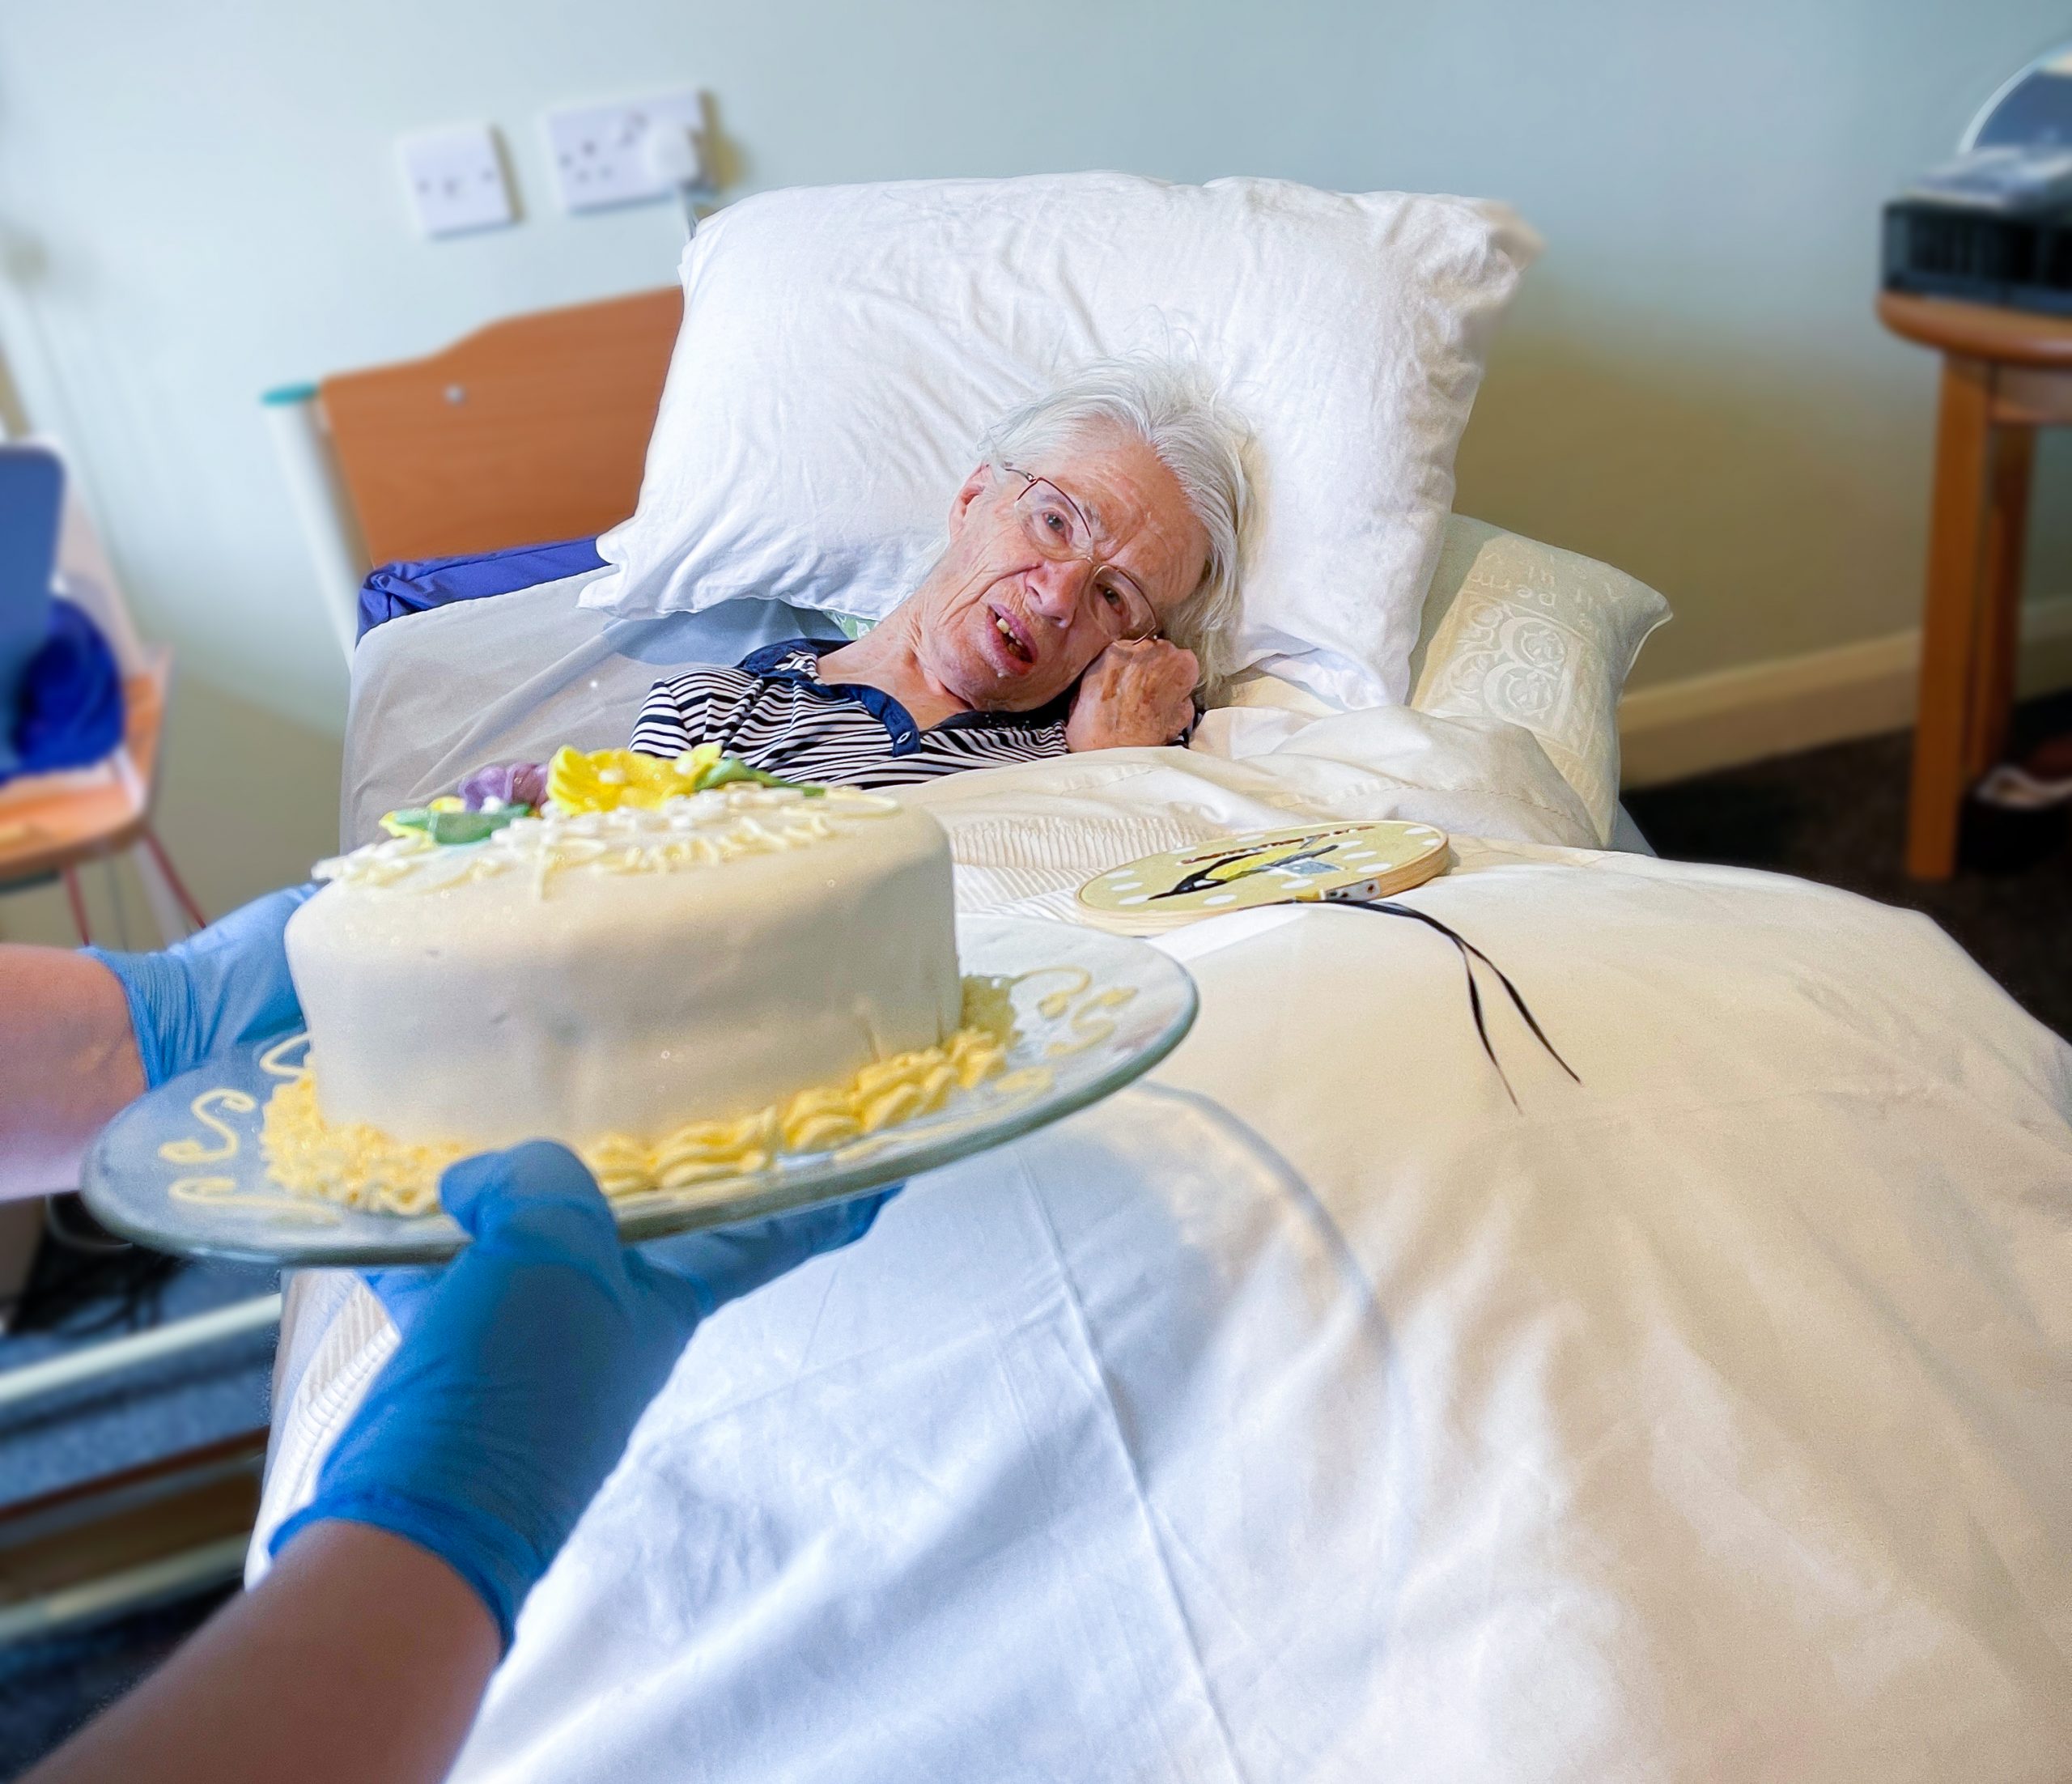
630, 358, 1251, 783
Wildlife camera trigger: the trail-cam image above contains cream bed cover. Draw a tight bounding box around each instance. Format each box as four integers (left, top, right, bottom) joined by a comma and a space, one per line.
255, 693, 2072, 1782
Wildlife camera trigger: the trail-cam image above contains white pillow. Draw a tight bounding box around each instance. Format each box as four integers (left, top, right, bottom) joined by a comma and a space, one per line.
584, 173, 1540, 709
1409, 516, 1671, 844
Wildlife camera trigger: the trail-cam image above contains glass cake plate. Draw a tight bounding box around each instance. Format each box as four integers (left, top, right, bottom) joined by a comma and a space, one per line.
80, 915, 1198, 1267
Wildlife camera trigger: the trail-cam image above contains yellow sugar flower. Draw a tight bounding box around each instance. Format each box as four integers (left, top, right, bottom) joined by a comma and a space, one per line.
546, 743, 724, 816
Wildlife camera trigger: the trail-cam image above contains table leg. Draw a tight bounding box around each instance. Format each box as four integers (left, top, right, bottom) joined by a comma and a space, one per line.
1963, 423, 2033, 781
1908, 356, 1996, 879
0, 1196, 40, 1333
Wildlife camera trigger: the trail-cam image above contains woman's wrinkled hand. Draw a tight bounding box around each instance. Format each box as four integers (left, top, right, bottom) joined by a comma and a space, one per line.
1064, 638, 1199, 752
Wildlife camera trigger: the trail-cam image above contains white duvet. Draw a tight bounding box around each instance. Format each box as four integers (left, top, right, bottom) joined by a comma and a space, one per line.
256, 707, 2072, 1782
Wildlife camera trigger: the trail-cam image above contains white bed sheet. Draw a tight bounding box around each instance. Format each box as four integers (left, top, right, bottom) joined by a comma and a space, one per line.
262, 685, 2072, 1782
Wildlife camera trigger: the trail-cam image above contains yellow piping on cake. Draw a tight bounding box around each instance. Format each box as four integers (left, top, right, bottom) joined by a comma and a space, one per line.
259, 1001, 1021, 1217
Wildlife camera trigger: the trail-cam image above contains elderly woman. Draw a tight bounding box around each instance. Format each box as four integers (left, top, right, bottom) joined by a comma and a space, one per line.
630, 359, 1250, 783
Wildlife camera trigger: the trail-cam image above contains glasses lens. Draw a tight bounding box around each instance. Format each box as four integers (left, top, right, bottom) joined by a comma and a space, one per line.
1017, 480, 1089, 559
1098, 576, 1156, 639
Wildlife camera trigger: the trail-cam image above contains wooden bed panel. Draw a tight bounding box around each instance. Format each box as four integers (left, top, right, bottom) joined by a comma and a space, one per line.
319, 287, 681, 564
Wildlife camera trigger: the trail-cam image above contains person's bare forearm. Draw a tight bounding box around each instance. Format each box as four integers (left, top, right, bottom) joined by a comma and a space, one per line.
0, 945, 142, 1201
26, 1522, 499, 1784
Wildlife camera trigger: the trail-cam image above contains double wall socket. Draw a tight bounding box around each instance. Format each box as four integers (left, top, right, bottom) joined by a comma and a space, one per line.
542, 91, 706, 213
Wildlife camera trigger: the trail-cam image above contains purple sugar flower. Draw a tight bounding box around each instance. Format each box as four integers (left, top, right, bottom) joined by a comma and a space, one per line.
457, 760, 547, 813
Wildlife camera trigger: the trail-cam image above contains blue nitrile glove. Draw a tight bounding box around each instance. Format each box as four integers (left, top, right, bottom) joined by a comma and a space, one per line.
83, 883, 317, 1089
271, 1140, 895, 1647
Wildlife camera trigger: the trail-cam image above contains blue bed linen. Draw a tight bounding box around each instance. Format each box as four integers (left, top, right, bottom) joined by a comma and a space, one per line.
358, 537, 605, 640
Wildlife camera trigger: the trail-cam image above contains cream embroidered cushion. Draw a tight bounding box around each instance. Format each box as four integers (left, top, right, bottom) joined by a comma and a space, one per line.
1410, 516, 1671, 844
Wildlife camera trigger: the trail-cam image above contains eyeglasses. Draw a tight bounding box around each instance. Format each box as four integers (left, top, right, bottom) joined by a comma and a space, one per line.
1000, 465, 1160, 642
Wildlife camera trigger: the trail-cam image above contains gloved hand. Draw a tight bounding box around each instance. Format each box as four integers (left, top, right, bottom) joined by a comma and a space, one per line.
272, 1140, 895, 1647
84, 883, 316, 1089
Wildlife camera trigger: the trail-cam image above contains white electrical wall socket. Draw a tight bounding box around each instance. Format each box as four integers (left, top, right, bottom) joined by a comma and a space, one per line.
543, 91, 706, 213
397, 124, 516, 238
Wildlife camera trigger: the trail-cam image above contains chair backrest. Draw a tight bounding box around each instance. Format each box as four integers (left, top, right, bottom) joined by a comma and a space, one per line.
318, 287, 681, 564
0, 443, 64, 767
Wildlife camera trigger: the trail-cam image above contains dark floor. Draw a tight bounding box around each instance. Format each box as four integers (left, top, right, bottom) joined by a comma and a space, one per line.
4, 702, 2071, 1778
1624, 688, 2072, 1040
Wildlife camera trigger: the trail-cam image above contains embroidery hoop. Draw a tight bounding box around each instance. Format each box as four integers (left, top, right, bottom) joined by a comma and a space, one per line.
1076, 821, 1450, 935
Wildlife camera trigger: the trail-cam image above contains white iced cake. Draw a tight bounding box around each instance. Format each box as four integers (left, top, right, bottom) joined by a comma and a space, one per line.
265, 745, 1000, 1213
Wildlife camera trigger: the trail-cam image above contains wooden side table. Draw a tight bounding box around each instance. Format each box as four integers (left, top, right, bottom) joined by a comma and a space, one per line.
1878, 291, 2072, 878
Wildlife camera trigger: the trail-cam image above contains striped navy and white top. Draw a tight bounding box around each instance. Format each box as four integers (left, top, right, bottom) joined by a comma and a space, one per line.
630, 639, 1072, 788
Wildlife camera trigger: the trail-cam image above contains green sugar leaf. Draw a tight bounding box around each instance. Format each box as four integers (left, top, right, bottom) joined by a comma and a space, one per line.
698, 757, 826, 796
425, 806, 528, 846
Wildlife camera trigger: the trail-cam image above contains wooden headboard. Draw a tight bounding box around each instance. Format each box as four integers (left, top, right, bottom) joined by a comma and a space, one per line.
319, 287, 681, 564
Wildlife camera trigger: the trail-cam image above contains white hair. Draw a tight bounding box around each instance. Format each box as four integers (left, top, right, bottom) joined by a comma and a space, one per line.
974, 358, 1252, 698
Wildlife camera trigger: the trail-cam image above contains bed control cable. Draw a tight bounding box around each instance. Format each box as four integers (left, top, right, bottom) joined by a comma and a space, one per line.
1336, 899, 1581, 1107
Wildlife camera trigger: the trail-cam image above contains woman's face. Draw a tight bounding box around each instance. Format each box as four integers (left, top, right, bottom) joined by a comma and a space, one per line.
906, 427, 1209, 713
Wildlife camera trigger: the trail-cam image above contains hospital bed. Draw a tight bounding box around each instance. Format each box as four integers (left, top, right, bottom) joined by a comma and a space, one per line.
256, 190, 2071, 1782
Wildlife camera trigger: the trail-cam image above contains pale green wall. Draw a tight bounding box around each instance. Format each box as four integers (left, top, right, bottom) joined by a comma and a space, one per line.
0, 1, 2064, 921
